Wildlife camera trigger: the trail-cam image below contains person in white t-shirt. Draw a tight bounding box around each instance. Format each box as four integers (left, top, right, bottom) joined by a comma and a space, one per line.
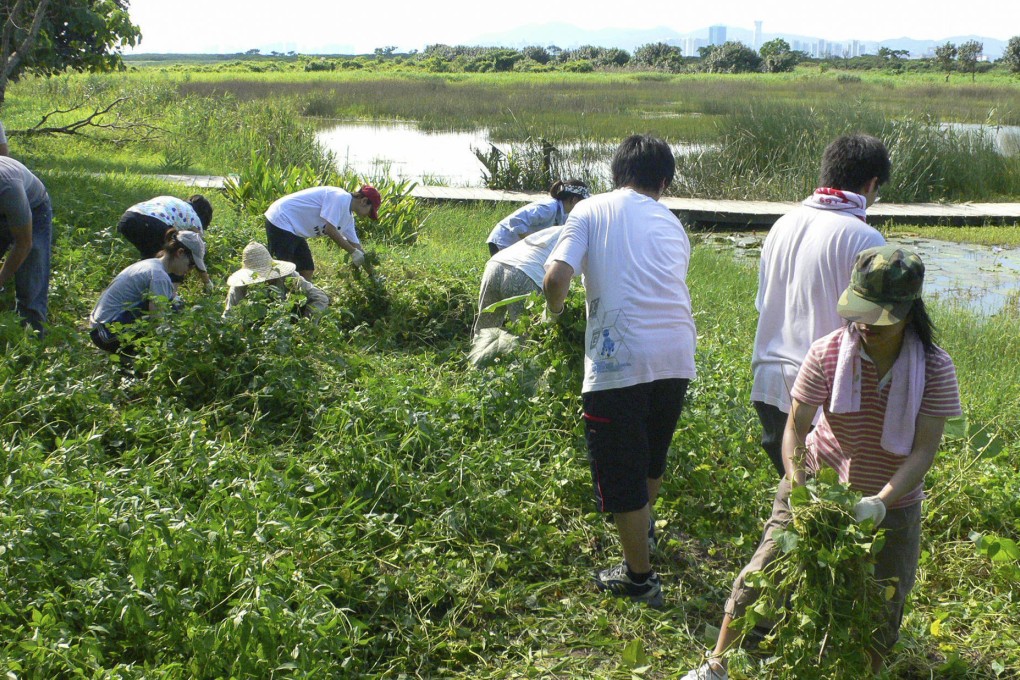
263, 185, 381, 281
473, 225, 564, 335
544, 135, 696, 608
750, 134, 890, 477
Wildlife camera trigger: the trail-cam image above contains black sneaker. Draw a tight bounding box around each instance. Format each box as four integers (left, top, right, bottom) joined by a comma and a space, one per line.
595, 563, 664, 608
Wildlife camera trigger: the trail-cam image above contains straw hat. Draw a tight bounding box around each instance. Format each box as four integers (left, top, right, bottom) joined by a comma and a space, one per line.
227, 242, 297, 287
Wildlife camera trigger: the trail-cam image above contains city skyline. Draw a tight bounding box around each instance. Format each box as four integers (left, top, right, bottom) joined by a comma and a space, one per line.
125, 0, 1017, 56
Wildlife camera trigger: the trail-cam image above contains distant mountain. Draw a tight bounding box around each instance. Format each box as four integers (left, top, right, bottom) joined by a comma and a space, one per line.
464, 23, 1007, 59
873, 36, 1006, 59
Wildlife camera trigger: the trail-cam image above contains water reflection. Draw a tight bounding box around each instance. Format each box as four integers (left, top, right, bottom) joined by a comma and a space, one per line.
705, 233, 1020, 315
316, 121, 494, 186
942, 123, 1020, 156
315, 120, 707, 187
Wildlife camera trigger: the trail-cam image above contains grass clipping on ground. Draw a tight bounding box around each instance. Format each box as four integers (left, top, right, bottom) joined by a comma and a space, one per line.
734, 467, 891, 679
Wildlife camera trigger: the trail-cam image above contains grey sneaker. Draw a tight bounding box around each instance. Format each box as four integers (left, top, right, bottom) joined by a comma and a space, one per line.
594, 563, 663, 608
679, 661, 728, 680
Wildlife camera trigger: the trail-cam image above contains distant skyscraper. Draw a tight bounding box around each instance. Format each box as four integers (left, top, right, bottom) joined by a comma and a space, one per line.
709, 25, 726, 46
753, 21, 763, 50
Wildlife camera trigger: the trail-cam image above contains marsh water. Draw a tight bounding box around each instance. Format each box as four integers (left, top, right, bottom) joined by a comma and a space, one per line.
316, 121, 494, 186
316, 120, 1020, 187
314, 120, 1020, 315
708, 233, 1020, 316
315, 120, 704, 187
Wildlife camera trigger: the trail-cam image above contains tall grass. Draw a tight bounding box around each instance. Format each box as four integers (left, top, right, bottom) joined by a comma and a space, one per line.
676, 101, 1020, 202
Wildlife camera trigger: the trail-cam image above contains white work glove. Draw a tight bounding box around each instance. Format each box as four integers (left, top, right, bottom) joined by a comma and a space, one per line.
542, 303, 564, 324
203, 279, 215, 294
350, 250, 366, 268
854, 496, 887, 527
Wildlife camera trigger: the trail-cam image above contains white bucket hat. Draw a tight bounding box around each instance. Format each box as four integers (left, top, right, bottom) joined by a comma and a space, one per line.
227, 242, 297, 287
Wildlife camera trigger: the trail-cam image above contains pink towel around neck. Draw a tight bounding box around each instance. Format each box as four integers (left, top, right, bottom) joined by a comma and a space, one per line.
803, 188, 868, 222
829, 325, 926, 456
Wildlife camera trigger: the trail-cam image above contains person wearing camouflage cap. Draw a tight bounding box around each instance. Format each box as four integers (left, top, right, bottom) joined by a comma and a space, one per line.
683, 246, 962, 679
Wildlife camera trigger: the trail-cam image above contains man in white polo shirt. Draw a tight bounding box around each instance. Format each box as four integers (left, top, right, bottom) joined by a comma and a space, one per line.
750, 133, 889, 477
264, 185, 381, 281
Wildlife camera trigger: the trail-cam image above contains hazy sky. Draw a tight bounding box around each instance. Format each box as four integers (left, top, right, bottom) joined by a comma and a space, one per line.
126, 0, 1018, 54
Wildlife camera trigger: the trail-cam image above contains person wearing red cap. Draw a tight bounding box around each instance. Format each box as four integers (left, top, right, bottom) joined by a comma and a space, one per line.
263, 185, 381, 280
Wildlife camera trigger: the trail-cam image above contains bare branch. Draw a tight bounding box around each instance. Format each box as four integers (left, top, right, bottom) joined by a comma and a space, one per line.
9, 97, 167, 145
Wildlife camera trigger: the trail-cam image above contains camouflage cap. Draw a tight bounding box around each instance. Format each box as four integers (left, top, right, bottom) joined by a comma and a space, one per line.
837, 245, 924, 325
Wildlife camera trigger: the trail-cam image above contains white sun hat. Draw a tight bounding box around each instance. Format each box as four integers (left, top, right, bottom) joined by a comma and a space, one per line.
227, 242, 298, 287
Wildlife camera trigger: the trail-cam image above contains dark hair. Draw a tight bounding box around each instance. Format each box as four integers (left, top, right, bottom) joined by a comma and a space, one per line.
549, 178, 589, 200
187, 194, 213, 229
908, 298, 937, 354
611, 135, 675, 192
819, 134, 892, 192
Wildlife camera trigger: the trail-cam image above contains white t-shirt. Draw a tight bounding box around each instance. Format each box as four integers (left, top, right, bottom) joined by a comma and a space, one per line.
264, 186, 360, 244
492, 226, 563, 287
751, 205, 885, 412
546, 188, 697, 393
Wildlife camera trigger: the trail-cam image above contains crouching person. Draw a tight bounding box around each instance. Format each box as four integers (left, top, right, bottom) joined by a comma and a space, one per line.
682, 247, 961, 679
89, 229, 206, 355
224, 242, 329, 319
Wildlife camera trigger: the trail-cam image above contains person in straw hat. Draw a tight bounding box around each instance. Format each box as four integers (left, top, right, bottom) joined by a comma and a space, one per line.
224, 241, 329, 318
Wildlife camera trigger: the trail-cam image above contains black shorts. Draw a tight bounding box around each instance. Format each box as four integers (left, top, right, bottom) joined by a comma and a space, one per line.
118, 211, 171, 259
582, 378, 689, 514
265, 219, 315, 272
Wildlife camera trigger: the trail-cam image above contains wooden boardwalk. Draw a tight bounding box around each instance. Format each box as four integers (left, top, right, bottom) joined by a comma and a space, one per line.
153, 175, 1020, 227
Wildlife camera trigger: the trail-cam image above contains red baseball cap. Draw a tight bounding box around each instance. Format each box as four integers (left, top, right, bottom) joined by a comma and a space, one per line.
359, 185, 381, 220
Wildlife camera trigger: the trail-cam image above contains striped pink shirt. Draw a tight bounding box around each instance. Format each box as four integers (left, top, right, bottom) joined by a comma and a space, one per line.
792, 328, 962, 509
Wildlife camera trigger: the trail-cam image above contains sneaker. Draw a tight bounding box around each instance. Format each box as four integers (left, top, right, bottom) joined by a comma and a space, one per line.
679, 660, 728, 680
648, 516, 657, 555
594, 563, 663, 607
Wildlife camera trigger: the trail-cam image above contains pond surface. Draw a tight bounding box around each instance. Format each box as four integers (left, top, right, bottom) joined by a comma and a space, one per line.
316, 121, 494, 187
944, 123, 1020, 156
315, 120, 706, 187
705, 233, 1020, 316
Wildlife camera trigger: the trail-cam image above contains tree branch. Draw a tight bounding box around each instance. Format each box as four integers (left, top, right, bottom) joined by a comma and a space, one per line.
9, 97, 166, 145
4, 0, 50, 80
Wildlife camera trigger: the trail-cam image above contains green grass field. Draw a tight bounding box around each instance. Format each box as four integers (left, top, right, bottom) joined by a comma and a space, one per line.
0, 67, 1019, 678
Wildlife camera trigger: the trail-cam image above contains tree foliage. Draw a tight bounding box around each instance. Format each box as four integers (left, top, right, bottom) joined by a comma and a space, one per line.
0, 0, 141, 103
701, 41, 762, 73
934, 41, 957, 76
957, 40, 983, 81
759, 38, 800, 73
1005, 36, 1020, 73
632, 42, 683, 72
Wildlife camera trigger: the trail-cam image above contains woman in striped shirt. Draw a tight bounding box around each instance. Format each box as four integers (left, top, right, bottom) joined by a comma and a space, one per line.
683, 246, 962, 680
